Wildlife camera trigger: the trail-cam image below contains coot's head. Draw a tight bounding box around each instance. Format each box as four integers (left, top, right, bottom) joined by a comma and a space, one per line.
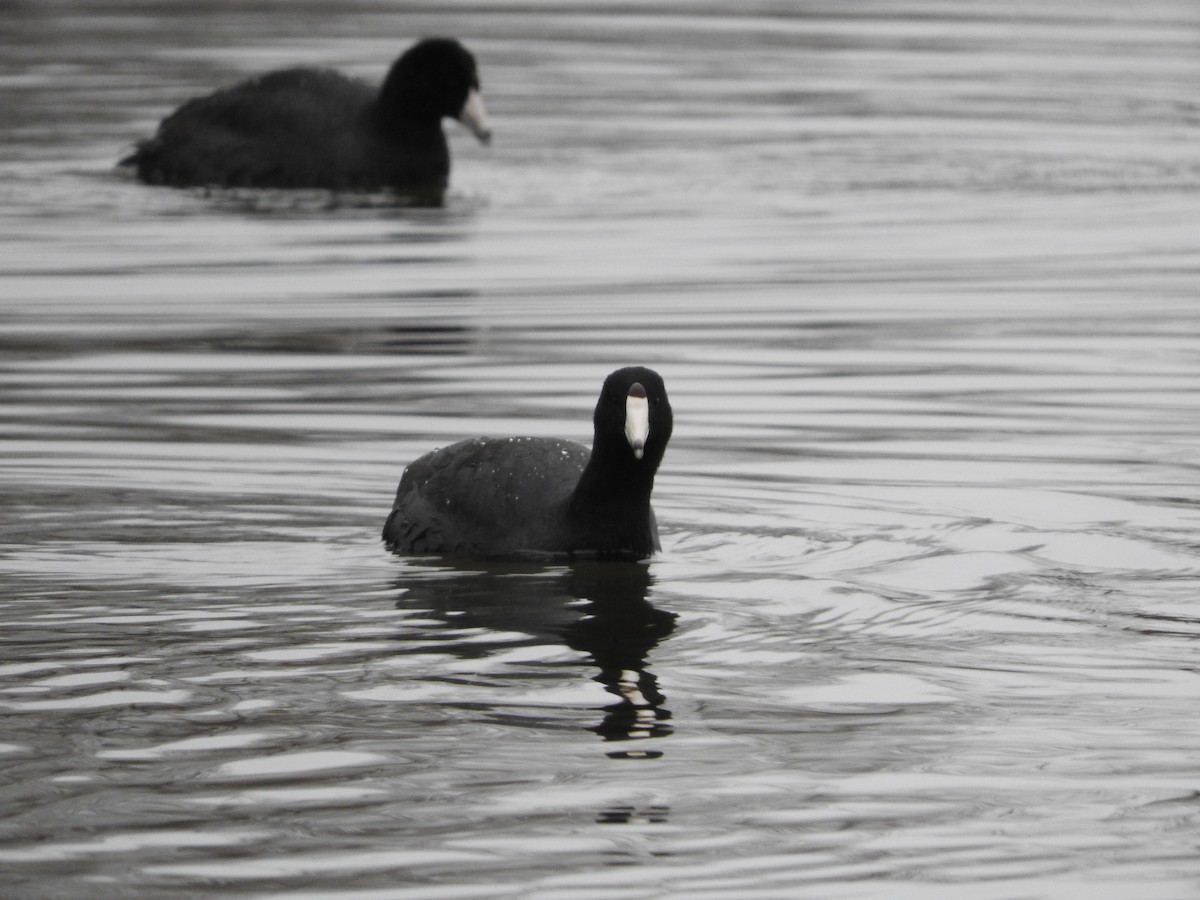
593, 367, 673, 472
376, 38, 491, 143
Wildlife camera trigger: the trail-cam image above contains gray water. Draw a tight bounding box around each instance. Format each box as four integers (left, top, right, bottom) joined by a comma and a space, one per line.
3, 2, 1200, 898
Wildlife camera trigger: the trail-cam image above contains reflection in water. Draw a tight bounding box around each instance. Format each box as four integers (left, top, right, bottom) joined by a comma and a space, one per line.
596, 804, 671, 825
563, 563, 676, 757
391, 560, 676, 754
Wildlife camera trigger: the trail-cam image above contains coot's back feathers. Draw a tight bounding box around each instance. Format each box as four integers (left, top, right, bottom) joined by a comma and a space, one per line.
387, 437, 591, 556
124, 37, 488, 192
383, 367, 673, 560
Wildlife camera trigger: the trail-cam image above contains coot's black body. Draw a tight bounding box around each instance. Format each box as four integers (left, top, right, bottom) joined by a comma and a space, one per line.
383, 367, 673, 559
123, 38, 489, 192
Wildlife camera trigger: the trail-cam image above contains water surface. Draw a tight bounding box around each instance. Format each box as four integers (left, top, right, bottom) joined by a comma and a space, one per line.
3, 1, 1200, 898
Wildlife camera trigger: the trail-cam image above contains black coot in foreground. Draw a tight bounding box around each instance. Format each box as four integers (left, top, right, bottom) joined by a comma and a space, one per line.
123, 38, 490, 192
383, 367, 673, 559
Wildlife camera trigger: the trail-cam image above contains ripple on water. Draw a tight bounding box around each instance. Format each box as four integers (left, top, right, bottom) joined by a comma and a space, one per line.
4, 0, 1200, 897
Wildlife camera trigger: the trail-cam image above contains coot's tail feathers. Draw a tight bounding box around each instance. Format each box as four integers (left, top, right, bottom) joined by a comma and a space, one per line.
119, 140, 156, 176
119, 138, 147, 168
383, 505, 460, 555
120, 138, 197, 187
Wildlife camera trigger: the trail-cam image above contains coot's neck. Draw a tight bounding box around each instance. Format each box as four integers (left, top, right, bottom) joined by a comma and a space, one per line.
364, 103, 450, 188
368, 100, 445, 143
566, 446, 659, 555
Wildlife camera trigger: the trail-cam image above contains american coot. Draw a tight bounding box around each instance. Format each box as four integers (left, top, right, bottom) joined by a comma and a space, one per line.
123, 38, 490, 192
383, 367, 673, 559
